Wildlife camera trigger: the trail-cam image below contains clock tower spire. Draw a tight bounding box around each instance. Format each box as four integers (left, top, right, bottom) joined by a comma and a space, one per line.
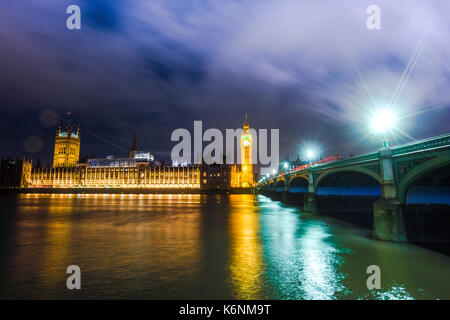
240, 113, 253, 187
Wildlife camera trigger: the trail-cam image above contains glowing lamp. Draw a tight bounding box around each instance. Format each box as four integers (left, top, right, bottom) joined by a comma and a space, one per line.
369, 108, 397, 134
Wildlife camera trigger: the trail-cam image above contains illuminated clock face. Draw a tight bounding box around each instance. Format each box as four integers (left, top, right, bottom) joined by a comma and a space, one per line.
243, 140, 250, 146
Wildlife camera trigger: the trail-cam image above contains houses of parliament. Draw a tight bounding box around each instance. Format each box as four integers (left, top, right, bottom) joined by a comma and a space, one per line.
14, 116, 255, 190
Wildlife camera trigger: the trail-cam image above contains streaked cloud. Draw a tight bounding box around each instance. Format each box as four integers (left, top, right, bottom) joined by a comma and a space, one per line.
0, 0, 449, 163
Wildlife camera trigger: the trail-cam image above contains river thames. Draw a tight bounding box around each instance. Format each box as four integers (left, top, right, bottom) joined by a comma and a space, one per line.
0, 193, 449, 299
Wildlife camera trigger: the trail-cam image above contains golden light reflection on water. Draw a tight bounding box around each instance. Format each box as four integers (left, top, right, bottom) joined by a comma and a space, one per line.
40, 216, 72, 288
4, 194, 203, 298
227, 195, 264, 299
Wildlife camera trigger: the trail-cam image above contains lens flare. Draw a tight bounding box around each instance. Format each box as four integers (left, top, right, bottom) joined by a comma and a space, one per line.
369, 108, 397, 134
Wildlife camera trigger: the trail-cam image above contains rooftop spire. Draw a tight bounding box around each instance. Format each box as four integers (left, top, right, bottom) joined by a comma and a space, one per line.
129, 132, 138, 158
131, 132, 137, 150
243, 113, 249, 130
67, 121, 73, 136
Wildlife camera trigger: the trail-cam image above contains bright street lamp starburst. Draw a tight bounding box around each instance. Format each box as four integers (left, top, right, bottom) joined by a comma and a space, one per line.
369, 107, 399, 148
369, 108, 397, 134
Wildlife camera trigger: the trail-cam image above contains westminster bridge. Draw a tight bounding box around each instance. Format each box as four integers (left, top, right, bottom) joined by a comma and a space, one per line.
257, 133, 450, 243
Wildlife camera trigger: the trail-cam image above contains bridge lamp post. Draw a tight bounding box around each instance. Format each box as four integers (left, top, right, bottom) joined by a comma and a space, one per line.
369, 108, 397, 149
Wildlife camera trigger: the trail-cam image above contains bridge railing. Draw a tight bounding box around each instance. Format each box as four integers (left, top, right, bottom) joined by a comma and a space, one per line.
291, 155, 340, 172
391, 133, 450, 156
259, 132, 450, 185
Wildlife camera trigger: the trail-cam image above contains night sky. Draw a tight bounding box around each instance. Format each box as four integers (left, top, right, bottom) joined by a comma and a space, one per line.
1, 0, 449, 167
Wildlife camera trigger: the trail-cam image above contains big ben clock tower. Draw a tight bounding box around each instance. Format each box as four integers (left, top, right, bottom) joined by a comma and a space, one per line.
240, 113, 253, 187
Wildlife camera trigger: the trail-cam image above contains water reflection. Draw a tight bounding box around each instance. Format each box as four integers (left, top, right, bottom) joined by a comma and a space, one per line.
1, 194, 203, 299
258, 197, 344, 299
299, 225, 345, 299
228, 195, 264, 299
0, 193, 449, 299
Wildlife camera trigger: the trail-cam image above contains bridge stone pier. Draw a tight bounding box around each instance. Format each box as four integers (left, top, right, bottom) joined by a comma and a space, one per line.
258, 133, 450, 243
373, 149, 407, 241
303, 170, 317, 213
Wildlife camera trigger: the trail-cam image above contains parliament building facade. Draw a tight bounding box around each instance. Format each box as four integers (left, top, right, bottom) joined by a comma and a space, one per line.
19, 117, 255, 190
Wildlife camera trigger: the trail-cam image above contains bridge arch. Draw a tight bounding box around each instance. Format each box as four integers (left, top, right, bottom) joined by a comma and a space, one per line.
315, 169, 381, 196
276, 179, 285, 192
287, 173, 308, 185
276, 177, 286, 183
288, 176, 308, 193
313, 170, 381, 230
398, 153, 450, 204
315, 167, 382, 191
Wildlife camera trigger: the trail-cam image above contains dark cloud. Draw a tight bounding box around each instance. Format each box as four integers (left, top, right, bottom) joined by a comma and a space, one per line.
81, 0, 122, 32
0, 0, 449, 168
